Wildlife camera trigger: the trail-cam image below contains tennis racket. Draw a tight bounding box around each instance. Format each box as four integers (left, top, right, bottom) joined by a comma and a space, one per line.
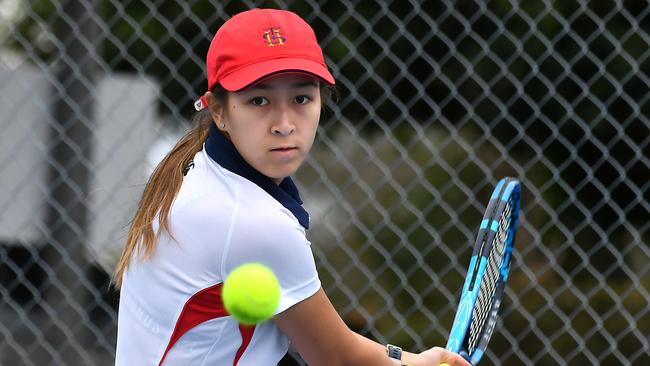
440, 177, 521, 366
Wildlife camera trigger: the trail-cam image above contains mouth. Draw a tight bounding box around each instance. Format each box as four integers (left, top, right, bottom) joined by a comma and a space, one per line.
270, 146, 299, 159
270, 146, 297, 152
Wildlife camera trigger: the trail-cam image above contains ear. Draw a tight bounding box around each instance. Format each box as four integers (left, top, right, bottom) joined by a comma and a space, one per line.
204, 92, 225, 129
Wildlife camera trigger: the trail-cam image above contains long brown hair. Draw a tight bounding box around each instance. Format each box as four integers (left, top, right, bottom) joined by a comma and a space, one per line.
112, 108, 211, 288
113, 82, 336, 288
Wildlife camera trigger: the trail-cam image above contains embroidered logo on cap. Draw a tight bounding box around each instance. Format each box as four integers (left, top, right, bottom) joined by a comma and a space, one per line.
263, 28, 286, 47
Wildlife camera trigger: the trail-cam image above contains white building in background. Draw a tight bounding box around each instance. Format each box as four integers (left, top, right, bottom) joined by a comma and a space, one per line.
0, 62, 169, 272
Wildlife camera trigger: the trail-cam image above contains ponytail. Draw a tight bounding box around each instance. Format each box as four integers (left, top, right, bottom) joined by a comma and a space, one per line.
113, 110, 213, 288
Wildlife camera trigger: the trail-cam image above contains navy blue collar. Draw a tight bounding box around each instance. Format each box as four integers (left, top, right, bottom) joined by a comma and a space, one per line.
204, 123, 309, 229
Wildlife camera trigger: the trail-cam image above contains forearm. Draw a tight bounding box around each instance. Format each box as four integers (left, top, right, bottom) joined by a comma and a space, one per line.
343, 332, 404, 366
351, 332, 419, 366
277, 289, 466, 366
351, 333, 470, 366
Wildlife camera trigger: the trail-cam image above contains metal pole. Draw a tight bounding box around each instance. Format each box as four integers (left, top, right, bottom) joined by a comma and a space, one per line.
42, 0, 103, 364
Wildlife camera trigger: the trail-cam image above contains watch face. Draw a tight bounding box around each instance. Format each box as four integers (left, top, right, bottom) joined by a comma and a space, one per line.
387, 344, 403, 360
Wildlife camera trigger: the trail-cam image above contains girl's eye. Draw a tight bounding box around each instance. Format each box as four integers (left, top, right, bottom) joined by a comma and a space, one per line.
251, 97, 269, 106
295, 95, 312, 105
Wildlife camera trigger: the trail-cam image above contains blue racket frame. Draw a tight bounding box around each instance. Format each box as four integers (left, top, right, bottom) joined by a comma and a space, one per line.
445, 177, 521, 365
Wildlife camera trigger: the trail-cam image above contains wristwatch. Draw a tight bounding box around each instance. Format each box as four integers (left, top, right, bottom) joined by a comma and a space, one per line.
386, 344, 403, 361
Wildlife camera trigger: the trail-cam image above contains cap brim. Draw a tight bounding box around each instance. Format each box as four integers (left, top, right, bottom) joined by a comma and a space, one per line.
219, 57, 335, 91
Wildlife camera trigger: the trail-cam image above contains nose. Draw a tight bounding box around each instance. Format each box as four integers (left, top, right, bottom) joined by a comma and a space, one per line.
271, 105, 295, 136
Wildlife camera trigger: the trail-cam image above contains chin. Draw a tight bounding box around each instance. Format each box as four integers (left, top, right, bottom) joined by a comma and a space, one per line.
267, 168, 298, 182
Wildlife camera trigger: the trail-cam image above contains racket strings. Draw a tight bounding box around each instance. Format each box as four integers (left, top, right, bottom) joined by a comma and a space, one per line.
466, 200, 512, 354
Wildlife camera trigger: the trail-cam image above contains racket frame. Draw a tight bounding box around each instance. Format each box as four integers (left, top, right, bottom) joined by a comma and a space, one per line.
444, 177, 521, 364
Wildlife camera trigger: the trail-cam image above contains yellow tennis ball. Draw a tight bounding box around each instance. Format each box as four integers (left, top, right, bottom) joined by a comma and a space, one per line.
222, 262, 281, 325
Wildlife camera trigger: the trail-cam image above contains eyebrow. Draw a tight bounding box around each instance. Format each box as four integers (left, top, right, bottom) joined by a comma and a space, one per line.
251, 80, 319, 90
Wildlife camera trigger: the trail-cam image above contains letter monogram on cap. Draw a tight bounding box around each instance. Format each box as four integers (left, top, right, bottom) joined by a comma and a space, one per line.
262, 28, 286, 47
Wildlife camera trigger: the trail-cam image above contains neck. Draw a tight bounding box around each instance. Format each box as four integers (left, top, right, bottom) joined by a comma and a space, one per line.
203, 123, 310, 229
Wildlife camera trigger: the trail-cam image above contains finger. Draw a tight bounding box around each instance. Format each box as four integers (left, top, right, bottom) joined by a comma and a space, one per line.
440, 352, 471, 366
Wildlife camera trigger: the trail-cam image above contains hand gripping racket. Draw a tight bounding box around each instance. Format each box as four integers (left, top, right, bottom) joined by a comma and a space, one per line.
440, 177, 521, 366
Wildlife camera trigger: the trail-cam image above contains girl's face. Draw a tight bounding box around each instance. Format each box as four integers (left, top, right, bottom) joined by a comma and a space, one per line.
219, 74, 322, 184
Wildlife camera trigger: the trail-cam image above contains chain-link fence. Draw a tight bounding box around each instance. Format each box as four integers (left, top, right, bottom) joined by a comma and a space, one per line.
1, 0, 648, 365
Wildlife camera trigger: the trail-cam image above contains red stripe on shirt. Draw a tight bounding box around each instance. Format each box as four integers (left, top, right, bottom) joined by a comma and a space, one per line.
157, 283, 256, 366
234, 324, 256, 364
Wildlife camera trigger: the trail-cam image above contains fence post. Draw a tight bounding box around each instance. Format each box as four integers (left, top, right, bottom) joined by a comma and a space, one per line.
42, 0, 103, 364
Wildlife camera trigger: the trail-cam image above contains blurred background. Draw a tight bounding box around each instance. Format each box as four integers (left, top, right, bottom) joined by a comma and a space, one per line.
0, 0, 648, 365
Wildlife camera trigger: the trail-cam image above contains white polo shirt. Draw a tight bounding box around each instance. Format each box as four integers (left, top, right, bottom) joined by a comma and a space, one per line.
115, 125, 321, 365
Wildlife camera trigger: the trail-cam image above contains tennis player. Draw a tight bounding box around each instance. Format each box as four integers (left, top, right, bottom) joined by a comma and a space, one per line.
114, 8, 469, 366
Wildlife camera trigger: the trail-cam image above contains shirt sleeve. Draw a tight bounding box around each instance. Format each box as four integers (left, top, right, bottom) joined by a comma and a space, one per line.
223, 204, 321, 315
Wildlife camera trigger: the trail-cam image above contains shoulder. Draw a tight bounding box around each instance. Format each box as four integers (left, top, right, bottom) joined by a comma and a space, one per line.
174, 149, 229, 208
224, 186, 316, 286
162, 150, 237, 255
231, 180, 308, 245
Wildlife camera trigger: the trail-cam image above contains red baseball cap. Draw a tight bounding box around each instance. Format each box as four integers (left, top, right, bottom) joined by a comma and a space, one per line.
195, 8, 335, 111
